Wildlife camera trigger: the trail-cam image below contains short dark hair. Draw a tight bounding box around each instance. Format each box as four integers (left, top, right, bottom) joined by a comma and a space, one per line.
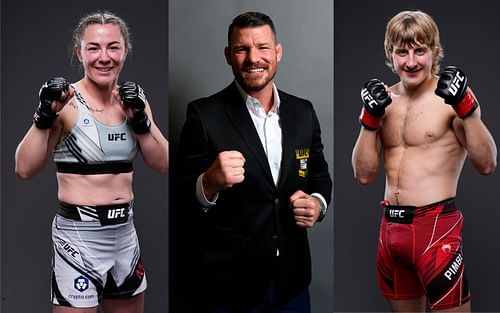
227, 11, 276, 45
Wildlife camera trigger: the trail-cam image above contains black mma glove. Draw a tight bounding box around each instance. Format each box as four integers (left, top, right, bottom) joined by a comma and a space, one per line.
359, 79, 392, 130
33, 77, 69, 129
435, 65, 478, 119
118, 81, 151, 134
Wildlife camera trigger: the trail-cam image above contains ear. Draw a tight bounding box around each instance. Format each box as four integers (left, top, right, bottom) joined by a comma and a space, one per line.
224, 46, 232, 66
76, 46, 83, 62
276, 43, 283, 63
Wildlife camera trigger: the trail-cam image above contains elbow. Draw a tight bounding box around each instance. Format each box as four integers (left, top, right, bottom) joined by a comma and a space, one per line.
159, 155, 169, 174
158, 164, 169, 175
153, 145, 169, 175
15, 165, 35, 180
353, 169, 377, 185
355, 175, 374, 185
153, 159, 169, 175
478, 160, 497, 176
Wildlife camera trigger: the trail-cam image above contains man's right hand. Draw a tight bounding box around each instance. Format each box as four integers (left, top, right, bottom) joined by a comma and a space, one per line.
202, 150, 246, 200
33, 77, 70, 129
359, 78, 392, 130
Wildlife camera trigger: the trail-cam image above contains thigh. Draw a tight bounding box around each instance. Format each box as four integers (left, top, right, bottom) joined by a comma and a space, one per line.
377, 219, 425, 300
100, 292, 144, 313
53, 304, 98, 313
104, 219, 147, 298
52, 216, 114, 308
386, 296, 427, 312
415, 211, 470, 310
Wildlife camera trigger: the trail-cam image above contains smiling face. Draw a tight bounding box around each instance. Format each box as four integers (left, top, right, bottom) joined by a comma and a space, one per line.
224, 25, 282, 96
392, 43, 434, 88
384, 11, 444, 76
76, 23, 127, 89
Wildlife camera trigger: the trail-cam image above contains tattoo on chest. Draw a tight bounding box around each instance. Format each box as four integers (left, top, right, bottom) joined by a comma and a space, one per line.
86, 105, 104, 113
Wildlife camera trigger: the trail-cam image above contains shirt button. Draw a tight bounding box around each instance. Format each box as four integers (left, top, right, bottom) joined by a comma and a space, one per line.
274, 198, 280, 207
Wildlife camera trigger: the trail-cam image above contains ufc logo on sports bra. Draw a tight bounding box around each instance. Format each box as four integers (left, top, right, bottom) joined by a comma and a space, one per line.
388, 209, 405, 218
108, 208, 126, 219
361, 88, 378, 109
108, 133, 127, 141
449, 72, 465, 96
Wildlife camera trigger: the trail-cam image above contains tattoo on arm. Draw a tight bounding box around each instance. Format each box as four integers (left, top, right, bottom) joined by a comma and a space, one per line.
149, 133, 160, 144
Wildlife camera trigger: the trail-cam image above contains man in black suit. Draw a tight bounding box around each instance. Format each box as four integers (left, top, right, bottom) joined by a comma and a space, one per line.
178, 11, 332, 313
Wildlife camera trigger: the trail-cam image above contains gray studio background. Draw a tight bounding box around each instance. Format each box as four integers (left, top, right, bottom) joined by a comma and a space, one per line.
335, 0, 500, 312
168, 1, 333, 312
1, 1, 169, 312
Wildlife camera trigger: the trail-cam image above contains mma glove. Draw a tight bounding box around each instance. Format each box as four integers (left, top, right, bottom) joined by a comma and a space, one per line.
33, 77, 69, 129
118, 81, 151, 134
435, 65, 478, 119
359, 78, 392, 130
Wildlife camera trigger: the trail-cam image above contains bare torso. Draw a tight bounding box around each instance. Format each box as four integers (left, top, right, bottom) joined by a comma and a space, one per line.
57, 172, 133, 205
381, 78, 466, 206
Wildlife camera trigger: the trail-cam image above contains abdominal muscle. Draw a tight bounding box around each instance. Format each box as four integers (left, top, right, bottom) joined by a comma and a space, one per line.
383, 144, 465, 206
57, 172, 134, 205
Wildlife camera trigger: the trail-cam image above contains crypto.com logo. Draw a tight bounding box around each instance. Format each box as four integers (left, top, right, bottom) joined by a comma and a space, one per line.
74, 276, 89, 292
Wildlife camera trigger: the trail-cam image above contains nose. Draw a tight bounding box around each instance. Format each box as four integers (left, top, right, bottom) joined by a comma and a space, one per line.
98, 49, 111, 63
406, 52, 417, 68
246, 47, 260, 64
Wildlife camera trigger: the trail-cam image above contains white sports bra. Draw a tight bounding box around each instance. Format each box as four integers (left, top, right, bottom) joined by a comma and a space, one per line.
53, 86, 138, 174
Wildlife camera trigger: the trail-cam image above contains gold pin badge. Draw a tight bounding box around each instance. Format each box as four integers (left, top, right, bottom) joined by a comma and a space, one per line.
295, 148, 309, 178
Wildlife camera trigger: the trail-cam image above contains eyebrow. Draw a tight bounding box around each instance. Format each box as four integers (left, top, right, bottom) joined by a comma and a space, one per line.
85, 41, 122, 46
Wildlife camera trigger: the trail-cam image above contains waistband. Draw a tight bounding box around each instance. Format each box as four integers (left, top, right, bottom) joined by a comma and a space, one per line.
56, 162, 133, 175
57, 201, 133, 225
381, 197, 456, 224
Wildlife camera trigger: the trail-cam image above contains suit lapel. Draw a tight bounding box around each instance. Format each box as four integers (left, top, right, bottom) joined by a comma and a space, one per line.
277, 92, 296, 192
222, 84, 275, 186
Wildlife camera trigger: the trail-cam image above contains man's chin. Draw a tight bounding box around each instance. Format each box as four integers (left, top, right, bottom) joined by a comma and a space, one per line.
238, 79, 268, 93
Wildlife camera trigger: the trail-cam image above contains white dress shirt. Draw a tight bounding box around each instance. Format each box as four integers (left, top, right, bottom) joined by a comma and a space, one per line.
196, 81, 327, 213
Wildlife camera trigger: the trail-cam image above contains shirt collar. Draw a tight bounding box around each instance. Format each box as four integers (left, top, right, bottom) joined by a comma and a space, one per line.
234, 80, 281, 114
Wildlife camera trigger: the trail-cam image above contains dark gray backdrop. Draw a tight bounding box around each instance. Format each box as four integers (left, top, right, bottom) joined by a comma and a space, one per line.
168, 1, 333, 312
334, 0, 500, 312
1, 1, 168, 312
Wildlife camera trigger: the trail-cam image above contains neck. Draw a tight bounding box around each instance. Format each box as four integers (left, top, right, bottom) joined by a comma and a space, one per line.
400, 74, 436, 98
79, 78, 115, 106
247, 84, 275, 113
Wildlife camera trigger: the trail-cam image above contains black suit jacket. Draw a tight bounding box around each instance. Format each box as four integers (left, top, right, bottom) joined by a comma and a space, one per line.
178, 82, 332, 309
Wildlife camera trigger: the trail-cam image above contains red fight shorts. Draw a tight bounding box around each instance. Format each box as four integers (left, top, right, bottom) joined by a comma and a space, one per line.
376, 198, 470, 310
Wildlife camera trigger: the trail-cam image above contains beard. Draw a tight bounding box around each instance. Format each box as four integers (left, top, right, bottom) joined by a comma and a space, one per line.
232, 65, 277, 93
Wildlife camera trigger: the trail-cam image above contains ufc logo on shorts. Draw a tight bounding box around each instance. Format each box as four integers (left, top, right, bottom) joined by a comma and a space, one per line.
389, 209, 405, 218
448, 72, 465, 96
361, 88, 378, 109
108, 208, 126, 219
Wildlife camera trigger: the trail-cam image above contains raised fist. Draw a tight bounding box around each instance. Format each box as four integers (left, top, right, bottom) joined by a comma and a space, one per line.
435, 66, 478, 119
33, 77, 70, 129
359, 79, 392, 130
118, 81, 151, 134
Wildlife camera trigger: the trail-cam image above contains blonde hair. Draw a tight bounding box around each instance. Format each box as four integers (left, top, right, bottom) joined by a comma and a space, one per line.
72, 11, 132, 53
384, 10, 444, 74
